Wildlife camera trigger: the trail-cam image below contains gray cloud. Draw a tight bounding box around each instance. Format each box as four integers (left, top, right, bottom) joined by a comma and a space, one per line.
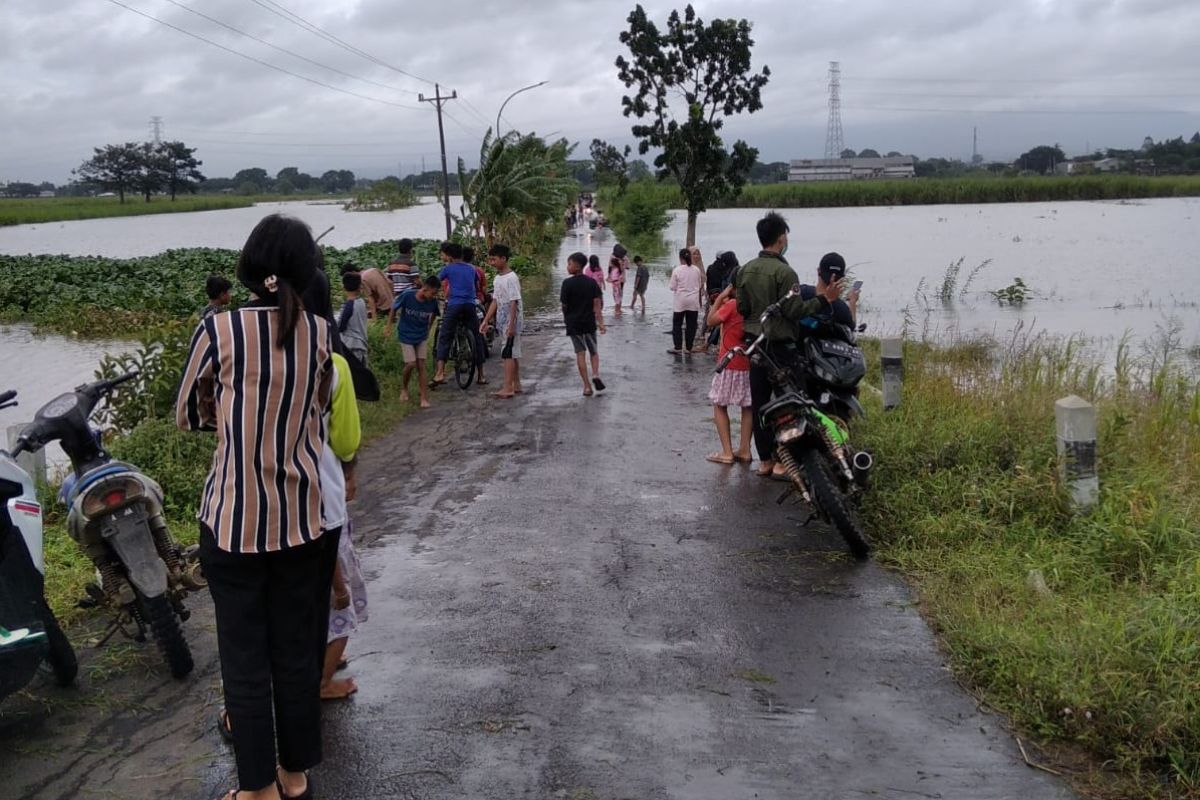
2, 0, 1198, 183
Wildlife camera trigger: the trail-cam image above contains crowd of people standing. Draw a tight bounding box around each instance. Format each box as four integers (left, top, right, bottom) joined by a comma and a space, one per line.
182, 208, 861, 799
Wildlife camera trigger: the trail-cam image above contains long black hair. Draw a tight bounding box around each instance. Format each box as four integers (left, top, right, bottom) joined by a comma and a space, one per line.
679, 248, 693, 266
237, 214, 317, 347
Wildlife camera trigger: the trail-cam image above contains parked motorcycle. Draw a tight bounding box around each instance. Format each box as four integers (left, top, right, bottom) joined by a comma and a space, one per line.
11, 372, 202, 678
716, 291, 873, 559
0, 388, 78, 701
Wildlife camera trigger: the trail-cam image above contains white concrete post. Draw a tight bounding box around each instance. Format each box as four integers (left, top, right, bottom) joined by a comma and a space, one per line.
1055, 395, 1098, 510
881, 338, 903, 410
6, 423, 46, 485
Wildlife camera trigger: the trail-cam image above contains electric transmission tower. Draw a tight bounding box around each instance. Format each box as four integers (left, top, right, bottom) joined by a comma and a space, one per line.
823, 62, 844, 160
149, 116, 164, 144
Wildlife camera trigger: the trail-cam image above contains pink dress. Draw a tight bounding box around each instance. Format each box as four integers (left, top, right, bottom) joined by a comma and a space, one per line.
585, 267, 606, 305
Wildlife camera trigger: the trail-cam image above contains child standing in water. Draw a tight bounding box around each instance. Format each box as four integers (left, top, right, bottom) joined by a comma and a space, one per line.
607, 255, 625, 314
705, 286, 753, 465
630, 255, 649, 312
585, 254, 606, 307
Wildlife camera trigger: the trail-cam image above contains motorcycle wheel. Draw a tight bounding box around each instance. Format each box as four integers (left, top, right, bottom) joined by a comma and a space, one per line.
137, 593, 194, 679
798, 447, 871, 560
41, 604, 78, 687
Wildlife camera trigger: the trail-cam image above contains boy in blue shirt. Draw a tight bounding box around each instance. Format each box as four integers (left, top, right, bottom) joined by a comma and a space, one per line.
432, 241, 486, 387
389, 275, 441, 408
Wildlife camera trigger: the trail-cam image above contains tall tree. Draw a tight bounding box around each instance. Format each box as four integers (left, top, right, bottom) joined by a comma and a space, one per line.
1018, 144, 1066, 175
133, 142, 167, 202
615, 4, 769, 245
858, 148, 881, 158
590, 139, 631, 192
74, 142, 145, 203
157, 141, 204, 200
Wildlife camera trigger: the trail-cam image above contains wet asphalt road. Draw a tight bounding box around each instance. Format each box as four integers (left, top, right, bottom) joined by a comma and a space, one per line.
2, 266, 1076, 800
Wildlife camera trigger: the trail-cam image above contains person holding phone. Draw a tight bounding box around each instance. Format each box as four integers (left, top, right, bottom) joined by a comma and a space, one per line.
798, 252, 859, 328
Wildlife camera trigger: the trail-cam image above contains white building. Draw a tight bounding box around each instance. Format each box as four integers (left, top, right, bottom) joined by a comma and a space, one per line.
788, 156, 916, 182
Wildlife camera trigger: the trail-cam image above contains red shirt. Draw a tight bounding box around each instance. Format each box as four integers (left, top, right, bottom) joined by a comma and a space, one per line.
717, 301, 749, 371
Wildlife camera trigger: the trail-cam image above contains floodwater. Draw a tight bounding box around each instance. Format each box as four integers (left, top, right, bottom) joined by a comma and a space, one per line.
2, 196, 1198, 439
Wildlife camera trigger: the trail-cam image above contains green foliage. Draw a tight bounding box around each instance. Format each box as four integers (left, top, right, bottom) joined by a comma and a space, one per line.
456, 130, 578, 256
0, 239, 551, 336
715, 175, 1200, 208
344, 179, 419, 211
1018, 144, 1068, 174
615, 4, 769, 242
990, 277, 1032, 305
0, 195, 255, 226
597, 180, 673, 257
94, 321, 197, 432
590, 139, 632, 192
856, 333, 1200, 796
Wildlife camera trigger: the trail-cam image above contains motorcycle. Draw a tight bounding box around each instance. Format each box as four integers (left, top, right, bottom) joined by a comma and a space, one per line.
716, 290, 873, 559
0, 388, 78, 700
11, 372, 202, 679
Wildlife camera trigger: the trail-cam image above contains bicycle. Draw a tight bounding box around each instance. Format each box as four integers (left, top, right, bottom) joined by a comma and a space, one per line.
432, 314, 477, 390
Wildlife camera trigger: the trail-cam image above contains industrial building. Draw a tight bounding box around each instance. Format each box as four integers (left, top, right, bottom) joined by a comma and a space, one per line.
788, 156, 916, 182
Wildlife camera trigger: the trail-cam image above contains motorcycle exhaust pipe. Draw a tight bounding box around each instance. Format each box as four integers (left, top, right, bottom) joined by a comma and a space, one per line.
851, 450, 873, 487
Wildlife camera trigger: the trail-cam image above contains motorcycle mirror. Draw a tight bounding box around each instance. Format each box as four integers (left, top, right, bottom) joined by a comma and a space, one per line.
857, 323, 867, 333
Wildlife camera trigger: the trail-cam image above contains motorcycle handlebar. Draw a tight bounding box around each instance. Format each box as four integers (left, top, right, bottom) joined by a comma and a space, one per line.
82, 371, 139, 398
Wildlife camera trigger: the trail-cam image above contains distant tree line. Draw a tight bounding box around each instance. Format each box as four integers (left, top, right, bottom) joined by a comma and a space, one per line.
73, 141, 205, 203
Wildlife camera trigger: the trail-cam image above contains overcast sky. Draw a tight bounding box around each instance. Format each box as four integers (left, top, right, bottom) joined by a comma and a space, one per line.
3, 0, 1199, 183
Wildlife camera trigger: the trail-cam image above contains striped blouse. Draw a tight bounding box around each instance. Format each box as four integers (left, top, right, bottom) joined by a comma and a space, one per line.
175, 303, 333, 553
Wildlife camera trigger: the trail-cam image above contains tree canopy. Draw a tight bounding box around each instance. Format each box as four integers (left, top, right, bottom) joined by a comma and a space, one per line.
615, 4, 769, 244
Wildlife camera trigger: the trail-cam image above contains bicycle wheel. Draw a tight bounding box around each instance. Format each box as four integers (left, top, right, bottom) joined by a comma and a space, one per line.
453, 325, 476, 390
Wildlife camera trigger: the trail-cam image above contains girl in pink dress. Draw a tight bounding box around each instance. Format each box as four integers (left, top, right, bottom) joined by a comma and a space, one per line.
585, 254, 606, 306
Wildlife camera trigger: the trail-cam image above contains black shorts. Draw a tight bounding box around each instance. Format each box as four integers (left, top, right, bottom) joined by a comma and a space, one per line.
569, 333, 598, 355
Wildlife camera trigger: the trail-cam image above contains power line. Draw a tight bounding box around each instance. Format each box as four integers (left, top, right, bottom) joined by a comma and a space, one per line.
158, 0, 420, 96
247, 0, 435, 87
457, 93, 498, 131
100, 0, 424, 111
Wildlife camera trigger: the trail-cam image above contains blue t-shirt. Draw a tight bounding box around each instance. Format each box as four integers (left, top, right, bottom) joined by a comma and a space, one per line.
392, 290, 440, 345
438, 261, 478, 307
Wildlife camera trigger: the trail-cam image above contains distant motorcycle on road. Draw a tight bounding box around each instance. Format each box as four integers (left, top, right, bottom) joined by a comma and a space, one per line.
716, 290, 873, 559
11, 372, 203, 678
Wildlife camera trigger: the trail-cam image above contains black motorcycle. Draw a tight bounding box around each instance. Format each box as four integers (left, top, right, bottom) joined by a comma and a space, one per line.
716, 291, 873, 559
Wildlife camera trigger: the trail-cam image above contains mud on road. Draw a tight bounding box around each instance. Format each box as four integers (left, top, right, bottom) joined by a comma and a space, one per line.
1, 306, 1075, 800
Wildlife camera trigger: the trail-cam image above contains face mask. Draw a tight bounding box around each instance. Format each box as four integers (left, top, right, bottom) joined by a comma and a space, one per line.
781, 242, 789, 256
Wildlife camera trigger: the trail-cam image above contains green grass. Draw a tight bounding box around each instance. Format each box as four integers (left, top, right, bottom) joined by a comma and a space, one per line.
854, 331, 1200, 797
0, 195, 262, 226
729, 175, 1200, 208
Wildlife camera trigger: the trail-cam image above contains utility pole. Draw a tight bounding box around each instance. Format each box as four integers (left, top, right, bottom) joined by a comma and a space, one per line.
419, 83, 458, 239
149, 116, 164, 145
972, 126, 978, 165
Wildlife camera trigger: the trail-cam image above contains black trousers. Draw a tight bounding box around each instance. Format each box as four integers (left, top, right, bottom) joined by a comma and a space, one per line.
436, 303, 485, 365
200, 525, 324, 791
672, 310, 698, 351
749, 343, 798, 462
315, 525, 343, 671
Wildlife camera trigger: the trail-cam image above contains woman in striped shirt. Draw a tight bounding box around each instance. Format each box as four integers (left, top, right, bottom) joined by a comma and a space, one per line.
177, 213, 332, 800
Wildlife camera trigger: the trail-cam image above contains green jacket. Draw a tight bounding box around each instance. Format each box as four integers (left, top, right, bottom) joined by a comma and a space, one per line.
733, 251, 829, 343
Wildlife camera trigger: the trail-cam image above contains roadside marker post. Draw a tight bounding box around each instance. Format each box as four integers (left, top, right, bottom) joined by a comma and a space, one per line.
1055, 395, 1099, 511
881, 339, 903, 410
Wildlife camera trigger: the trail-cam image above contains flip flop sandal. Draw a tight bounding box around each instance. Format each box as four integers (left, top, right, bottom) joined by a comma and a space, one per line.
733, 455, 753, 463
276, 769, 314, 800
706, 453, 735, 465
592, 377, 606, 392
583, 389, 594, 397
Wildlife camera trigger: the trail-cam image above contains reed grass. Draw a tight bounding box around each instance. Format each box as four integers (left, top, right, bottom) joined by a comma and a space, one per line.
855, 327, 1200, 797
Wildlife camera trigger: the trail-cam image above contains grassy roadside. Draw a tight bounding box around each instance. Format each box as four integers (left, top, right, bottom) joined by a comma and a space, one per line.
854, 333, 1200, 798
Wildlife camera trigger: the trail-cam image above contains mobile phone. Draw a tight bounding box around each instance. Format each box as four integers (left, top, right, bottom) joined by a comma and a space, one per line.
851, 280, 864, 291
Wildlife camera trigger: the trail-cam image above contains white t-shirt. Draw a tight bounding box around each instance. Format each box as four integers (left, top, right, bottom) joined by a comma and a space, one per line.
492, 270, 522, 313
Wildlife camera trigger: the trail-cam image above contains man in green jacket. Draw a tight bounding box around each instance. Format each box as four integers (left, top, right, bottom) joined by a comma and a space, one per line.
732, 211, 842, 477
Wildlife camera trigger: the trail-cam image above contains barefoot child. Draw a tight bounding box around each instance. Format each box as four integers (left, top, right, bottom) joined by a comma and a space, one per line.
389, 275, 440, 408
629, 255, 649, 312
705, 286, 752, 465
